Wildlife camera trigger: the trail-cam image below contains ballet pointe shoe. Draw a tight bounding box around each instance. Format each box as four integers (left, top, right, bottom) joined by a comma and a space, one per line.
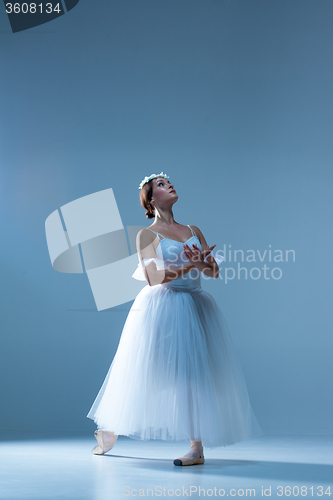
92, 430, 118, 455
173, 442, 205, 466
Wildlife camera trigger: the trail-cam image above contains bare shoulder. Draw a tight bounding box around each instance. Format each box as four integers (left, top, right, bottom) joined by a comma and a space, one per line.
137, 227, 155, 239
189, 225, 204, 238
188, 225, 208, 246
137, 228, 156, 245
136, 227, 159, 255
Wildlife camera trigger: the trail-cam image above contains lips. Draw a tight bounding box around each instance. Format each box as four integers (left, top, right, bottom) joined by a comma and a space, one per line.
170, 190, 176, 193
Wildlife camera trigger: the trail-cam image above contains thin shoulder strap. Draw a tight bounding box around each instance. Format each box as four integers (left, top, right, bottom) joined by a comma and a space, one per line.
187, 225, 197, 237
146, 228, 164, 240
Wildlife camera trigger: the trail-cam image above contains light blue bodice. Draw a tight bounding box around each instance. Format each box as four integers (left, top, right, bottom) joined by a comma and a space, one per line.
155, 233, 202, 292
132, 224, 224, 291
133, 225, 202, 292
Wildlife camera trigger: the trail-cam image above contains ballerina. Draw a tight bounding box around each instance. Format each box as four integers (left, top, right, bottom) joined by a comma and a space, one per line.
87, 172, 262, 466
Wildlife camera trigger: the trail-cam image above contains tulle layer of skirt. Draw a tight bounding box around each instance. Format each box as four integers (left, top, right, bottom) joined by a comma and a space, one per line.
87, 284, 262, 449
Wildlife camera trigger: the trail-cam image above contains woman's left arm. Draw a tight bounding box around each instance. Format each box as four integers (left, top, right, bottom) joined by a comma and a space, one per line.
183, 226, 220, 279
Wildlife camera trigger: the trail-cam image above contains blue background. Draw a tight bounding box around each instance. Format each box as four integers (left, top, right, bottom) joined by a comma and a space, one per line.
0, 0, 332, 439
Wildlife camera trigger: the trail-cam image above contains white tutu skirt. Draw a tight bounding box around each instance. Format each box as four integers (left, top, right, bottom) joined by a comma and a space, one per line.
87, 284, 262, 449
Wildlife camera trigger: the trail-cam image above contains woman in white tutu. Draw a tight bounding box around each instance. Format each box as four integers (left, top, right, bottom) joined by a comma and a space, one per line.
87, 172, 262, 466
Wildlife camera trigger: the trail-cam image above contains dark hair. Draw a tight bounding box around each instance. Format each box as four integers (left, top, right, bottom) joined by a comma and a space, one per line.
140, 180, 155, 219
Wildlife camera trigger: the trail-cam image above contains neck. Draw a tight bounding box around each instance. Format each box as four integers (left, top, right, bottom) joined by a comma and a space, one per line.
154, 207, 176, 226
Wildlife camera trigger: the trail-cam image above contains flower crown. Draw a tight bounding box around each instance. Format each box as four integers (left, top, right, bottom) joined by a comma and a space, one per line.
138, 172, 169, 190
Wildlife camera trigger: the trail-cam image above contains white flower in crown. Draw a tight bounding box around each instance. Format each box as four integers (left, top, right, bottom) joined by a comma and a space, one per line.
138, 172, 170, 189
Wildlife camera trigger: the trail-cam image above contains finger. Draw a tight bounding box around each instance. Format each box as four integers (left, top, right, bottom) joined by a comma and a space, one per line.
184, 253, 193, 262
203, 249, 213, 257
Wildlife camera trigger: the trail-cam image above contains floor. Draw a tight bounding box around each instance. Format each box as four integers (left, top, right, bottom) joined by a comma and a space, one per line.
0, 435, 332, 499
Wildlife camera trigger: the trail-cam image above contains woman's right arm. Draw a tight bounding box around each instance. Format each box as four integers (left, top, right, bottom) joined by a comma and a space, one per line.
136, 229, 196, 286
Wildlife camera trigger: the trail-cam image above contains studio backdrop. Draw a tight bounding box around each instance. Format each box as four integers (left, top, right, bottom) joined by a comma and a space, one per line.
0, 0, 332, 439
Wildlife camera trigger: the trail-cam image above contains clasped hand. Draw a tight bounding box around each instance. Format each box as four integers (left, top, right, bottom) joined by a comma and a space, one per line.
183, 243, 216, 267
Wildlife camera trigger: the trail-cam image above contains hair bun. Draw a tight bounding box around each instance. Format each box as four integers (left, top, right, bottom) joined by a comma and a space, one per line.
145, 210, 155, 219
140, 180, 155, 219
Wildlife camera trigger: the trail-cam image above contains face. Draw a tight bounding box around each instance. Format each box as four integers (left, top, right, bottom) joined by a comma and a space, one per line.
151, 177, 178, 209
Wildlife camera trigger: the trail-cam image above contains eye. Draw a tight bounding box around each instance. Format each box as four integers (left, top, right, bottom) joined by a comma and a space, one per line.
158, 181, 163, 186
